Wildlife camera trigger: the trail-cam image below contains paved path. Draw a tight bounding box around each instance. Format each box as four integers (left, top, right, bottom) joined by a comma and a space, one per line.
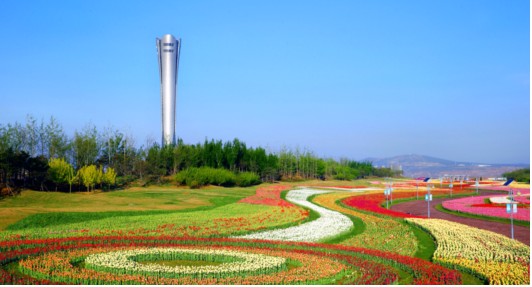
391, 190, 530, 246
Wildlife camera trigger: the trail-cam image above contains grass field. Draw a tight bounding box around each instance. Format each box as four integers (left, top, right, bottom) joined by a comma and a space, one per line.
0, 179, 373, 231
0, 185, 260, 231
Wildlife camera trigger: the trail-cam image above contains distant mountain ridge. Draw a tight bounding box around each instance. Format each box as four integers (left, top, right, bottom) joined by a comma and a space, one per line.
363, 154, 529, 178
364, 154, 527, 167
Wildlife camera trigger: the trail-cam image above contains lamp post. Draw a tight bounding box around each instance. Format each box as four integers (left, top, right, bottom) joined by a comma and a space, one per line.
384, 187, 390, 209
475, 178, 479, 194
449, 177, 453, 197
507, 188, 517, 239
426, 185, 432, 218
390, 180, 393, 204
416, 178, 419, 199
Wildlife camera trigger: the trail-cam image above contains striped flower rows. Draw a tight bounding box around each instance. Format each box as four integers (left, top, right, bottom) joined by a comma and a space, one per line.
2, 237, 406, 285
341, 188, 472, 219
312, 192, 418, 256
0, 203, 308, 241
406, 218, 530, 284
0, 235, 463, 285
20, 245, 346, 284
234, 188, 354, 242
85, 247, 286, 278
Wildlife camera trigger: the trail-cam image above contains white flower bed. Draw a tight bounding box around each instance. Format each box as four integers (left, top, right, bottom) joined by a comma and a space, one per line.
233, 188, 354, 242
85, 248, 285, 275
489, 196, 512, 204
490, 194, 530, 204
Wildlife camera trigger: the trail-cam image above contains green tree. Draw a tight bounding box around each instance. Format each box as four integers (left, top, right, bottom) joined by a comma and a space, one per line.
65, 164, 76, 193
103, 167, 117, 190
79, 165, 98, 193
48, 158, 70, 192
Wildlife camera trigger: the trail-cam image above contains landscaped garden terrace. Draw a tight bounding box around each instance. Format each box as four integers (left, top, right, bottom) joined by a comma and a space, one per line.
0, 179, 529, 285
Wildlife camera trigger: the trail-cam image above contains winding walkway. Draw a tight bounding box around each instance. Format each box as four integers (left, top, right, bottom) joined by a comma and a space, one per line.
391, 190, 530, 245
233, 188, 357, 242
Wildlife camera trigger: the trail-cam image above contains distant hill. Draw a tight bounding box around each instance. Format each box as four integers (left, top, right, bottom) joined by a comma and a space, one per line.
363, 154, 529, 178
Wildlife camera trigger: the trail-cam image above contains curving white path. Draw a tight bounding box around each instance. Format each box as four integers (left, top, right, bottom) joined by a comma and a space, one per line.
233, 188, 364, 243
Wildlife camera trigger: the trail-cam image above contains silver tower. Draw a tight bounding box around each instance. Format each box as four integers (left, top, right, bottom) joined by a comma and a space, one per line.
156, 34, 181, 145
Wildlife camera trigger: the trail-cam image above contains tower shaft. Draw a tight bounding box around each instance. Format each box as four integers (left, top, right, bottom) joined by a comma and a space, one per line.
156, 34, 181, 145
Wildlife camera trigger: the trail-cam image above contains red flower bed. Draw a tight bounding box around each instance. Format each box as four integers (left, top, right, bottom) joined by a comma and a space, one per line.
299, 185, 367, 189
237, 185, 294, 207
0, 235, 461, 285
470, 203, 530, 209
342, 189, 473, 219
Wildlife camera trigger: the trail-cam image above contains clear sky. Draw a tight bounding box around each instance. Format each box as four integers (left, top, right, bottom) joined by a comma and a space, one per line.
0, 0, 529, 164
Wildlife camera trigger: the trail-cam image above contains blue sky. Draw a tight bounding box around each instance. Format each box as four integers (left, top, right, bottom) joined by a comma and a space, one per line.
0, 0, 529, 164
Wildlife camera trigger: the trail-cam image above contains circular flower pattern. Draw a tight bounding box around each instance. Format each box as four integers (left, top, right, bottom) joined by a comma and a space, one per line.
85, 247, 286, 278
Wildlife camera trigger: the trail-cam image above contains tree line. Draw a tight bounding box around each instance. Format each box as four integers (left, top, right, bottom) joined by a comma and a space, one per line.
0, 115, 402, 195
502, 168, 530, 184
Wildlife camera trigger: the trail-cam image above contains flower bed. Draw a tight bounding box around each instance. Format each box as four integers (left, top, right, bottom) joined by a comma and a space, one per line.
0, 236, 462, 285
84, 247, 286, 278
406, 218, 530, 285
341, 189, 472, 219
0, 203, 308, 241
237, 185, 294, 207
437, 257, 530, 285
471, 186, 530, 192
234, 188, 353, 242
18, 245, 348, 284
442, 195, 530, 221
312, 193, 418, 256
515, 196, 530, 204
299, 185, 367, 189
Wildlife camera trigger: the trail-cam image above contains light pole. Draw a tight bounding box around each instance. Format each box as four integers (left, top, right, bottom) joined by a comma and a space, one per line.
384, 187, 390, 209
426, 185, 432, 218
475, 178, 479, 194
449, 177, 453, 197
416, 178, 419, 199
390, 180, 393, 204
507, 188, 517, 239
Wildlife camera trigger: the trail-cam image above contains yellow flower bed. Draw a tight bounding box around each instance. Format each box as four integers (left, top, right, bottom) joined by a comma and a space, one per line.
406, 218, 528, 262
313, 192, 418, 256
437, 257, 530, 285
406, 218, 530, 285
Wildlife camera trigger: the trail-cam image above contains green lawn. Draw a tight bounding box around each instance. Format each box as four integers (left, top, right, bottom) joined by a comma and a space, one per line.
0, 184, 265, 231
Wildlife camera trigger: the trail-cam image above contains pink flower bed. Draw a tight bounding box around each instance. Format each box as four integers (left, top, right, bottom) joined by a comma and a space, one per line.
238, 185, 295, 207
442, 195, 530, 221
515, 196, 530, 204
471, 186, 530, 192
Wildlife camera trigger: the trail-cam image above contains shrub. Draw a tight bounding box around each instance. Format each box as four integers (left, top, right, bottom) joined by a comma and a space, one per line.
235, 172, 261, 187
174, 167, 257, 188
